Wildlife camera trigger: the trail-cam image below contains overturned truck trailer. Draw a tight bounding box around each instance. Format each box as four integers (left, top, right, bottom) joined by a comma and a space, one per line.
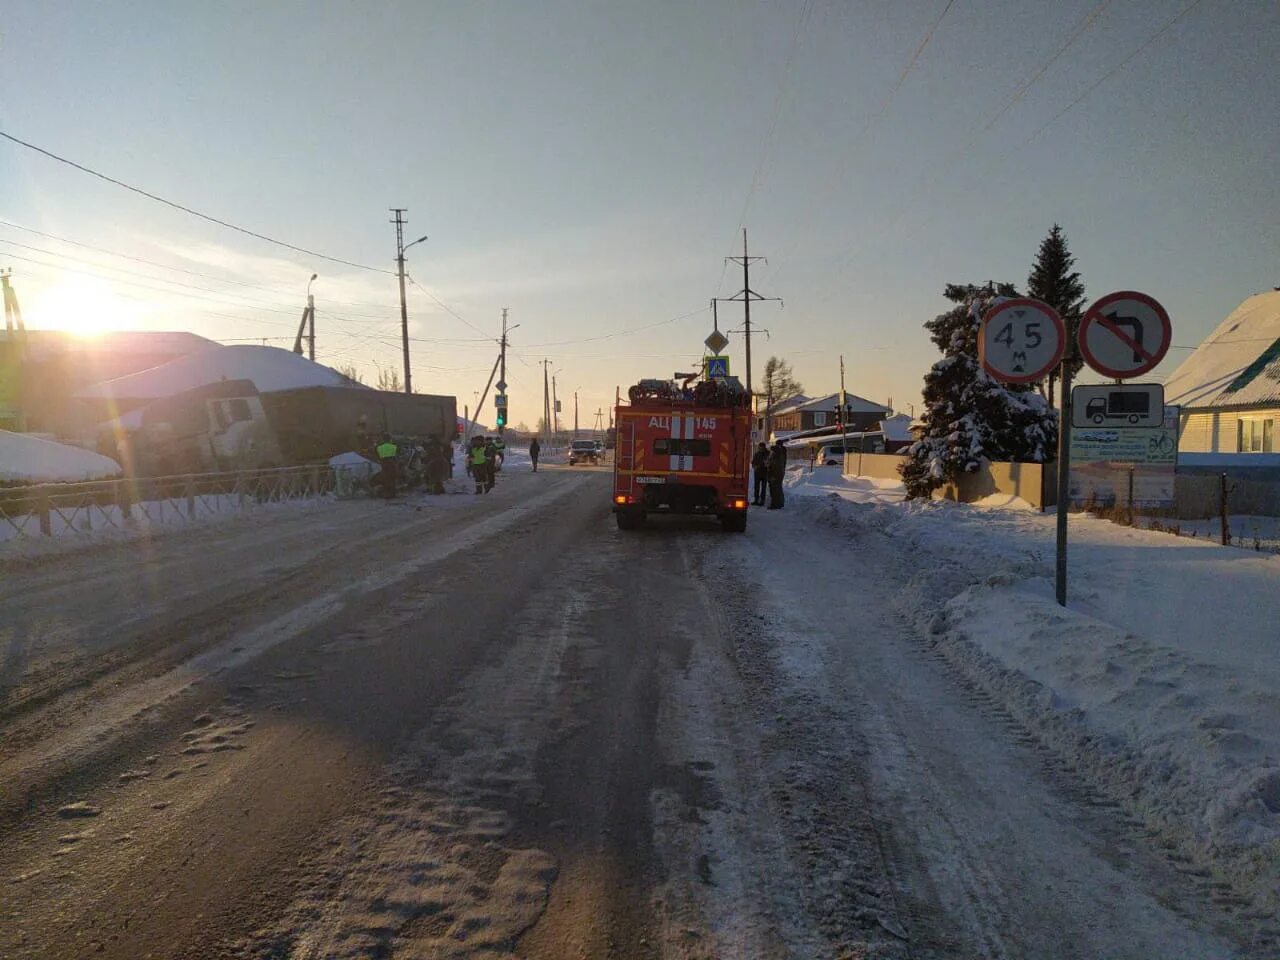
260, 386, 456, 464
125, 382, 456, 475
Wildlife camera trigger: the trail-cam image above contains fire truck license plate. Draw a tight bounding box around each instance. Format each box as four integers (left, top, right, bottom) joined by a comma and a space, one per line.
634, 476, 666, 484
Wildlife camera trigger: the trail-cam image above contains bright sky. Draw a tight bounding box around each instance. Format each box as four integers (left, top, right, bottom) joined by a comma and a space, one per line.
2, 1, 1277, 429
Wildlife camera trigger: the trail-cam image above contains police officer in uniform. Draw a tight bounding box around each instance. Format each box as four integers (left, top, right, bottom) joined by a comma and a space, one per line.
470, 436, 489, 494
376, 434, 399, 499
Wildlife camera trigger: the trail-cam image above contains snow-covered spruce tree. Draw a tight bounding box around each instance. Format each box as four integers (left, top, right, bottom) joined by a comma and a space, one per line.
1027, 224, 1086, 406
900, 283, 1059, 499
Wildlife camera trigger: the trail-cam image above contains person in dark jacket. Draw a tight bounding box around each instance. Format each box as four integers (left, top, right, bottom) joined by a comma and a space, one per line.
767, 440, 787, 509
424, 438, 448, 495
751, 442, 770, 505
529, 437, 541, 472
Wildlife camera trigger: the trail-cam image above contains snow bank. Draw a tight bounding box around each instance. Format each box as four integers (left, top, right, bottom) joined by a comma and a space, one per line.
784, 465, 905, 505
792, 491, 1280, 912
0, 430, 122, 483
75, 344, 362, 401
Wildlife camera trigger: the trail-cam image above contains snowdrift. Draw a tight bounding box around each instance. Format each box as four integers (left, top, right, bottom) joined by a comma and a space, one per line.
0, 430, 122, 484
789, 487, 1280, 914
75, 344, 363, 402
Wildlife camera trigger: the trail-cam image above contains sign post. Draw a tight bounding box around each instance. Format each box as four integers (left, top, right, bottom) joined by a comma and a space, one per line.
978, 298, 1072, 603
705, 355, 730, 379
1055, 357, 1073, 606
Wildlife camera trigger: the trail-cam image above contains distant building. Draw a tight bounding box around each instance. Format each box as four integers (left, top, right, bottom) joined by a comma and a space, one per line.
1165, 290, 1280, 456
766, 392, 890, 439
878, 413, 914, 453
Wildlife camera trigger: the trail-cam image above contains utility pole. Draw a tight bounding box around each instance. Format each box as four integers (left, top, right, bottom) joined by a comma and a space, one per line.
498, 308, 509, 436
542, 359, 551, 443
2, 269, 25, 337
552, 374, 560, 442
292, 273, 318, 360
391, 208, 411, 393
1, 269, 28, 431
574, 391, 579, 437
714, 228, 780, 399
391, 210, 428, 395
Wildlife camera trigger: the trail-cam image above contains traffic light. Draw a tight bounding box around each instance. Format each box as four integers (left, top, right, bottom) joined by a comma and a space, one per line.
496, 407, 507, 428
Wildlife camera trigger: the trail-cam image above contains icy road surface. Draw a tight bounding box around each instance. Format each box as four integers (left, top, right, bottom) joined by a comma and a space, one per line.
0, 467, 1268, 958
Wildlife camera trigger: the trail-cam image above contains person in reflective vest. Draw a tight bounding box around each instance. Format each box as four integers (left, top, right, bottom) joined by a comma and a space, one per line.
376, 435, 399, 499
470, 437, 489, 494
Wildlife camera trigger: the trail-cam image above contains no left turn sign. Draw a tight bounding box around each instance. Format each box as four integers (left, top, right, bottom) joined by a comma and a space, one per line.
1078, 291, 1171, 379
979, 298, 1065, 384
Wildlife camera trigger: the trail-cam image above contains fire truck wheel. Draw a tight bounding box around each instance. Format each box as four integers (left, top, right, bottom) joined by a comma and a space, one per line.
720, 514, 747, 533
615, 510, 644, 531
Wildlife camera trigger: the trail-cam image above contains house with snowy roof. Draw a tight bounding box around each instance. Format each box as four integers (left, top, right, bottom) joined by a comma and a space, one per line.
767, 392, 891, 439
1164, 289, 1280, 457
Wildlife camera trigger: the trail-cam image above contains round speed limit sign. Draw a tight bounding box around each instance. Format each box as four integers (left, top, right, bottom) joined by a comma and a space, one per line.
979, 298, 1065, 384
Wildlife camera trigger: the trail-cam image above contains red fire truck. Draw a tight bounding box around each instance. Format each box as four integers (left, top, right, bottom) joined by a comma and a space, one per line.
612, 375, 752, 532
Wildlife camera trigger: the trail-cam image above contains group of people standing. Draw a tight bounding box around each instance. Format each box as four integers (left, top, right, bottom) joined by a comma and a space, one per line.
374, 434, 453, 499
752, 440, 788, 509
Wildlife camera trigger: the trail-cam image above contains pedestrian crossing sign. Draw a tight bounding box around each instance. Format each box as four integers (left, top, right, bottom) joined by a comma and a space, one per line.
705, 355, 730, 379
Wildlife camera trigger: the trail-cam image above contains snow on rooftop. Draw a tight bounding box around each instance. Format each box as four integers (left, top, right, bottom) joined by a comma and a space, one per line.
74, 344, 364, 402
879, 413, 913, 442
0, 430, 122, 483
792, 392, 890, 414
7, 329, 216, 362
1164, 289, 1280, 409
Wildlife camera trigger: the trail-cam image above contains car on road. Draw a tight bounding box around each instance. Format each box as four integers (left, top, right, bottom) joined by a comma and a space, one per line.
816, 434, 886, 465
569, 439, 601, 465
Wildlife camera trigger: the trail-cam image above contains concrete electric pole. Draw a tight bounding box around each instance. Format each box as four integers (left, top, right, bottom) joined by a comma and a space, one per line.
391, 209, 427, 395
292, 273, 318, 360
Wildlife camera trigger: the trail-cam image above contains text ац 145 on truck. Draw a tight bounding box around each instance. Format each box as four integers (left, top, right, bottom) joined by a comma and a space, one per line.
611, 375, 752, 532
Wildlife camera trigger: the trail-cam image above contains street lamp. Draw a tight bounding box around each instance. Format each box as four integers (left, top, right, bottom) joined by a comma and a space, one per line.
293, 273, 320, 359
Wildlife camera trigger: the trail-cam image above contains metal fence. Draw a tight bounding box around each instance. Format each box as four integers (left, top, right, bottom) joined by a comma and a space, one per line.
0, 465, 331, 542
1081, 468, 1280, 554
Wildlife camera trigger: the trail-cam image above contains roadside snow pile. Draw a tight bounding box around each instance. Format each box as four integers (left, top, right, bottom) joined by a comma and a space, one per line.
0, 430, 122, 483
75, 344, 362, 401
792, 491, 1280, 912
784, 465, 905, 505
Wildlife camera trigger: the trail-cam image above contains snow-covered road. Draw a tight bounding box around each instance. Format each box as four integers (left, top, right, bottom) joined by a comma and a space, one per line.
0, 466, 1271, 958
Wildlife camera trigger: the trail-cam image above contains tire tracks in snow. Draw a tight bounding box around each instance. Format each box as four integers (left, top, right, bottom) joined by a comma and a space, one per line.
0, 475, 592, 816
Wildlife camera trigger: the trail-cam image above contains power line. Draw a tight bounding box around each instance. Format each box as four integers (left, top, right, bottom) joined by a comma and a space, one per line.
0, 217, 403, 314
803, 0, 1204, 309
0, 239, 408, 329
0, 130, 390, 274
519, 306, 709, 349
1020, 0, 1209, 150
404, 272, 496, 340
765, 0, 957, 284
